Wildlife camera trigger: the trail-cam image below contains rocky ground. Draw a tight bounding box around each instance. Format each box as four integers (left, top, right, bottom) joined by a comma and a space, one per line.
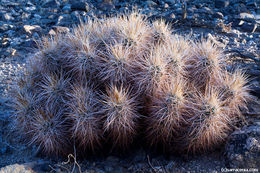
0, 0, 259, 172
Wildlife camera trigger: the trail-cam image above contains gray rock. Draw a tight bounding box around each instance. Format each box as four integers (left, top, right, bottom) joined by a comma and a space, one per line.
1, 13, 14, 21
165, 0, 177, 5
213, 12, 224, 19
22, 25, 42, 35
98, 2, 115, 11
225, 125, 260, 169
215, 0, 229, 8
164, 3, 169, 8
170, 13, 176, 19
0, 164, 34, 173
0, 23, 9, 33
51, 26, 70, 34
48, 29, 56, 35
144, 1, 157, 7
239, 13, 256, 22
21, 12, 31, 21
56, 14, 72, 26
23, 6, 36, 12
200, 7, 214, 15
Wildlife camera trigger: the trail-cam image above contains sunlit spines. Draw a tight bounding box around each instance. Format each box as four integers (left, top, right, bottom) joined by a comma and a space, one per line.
217, 70, 253, 118
163, 36, 191, 77
37, 73, 70, 111
64, 33, 99, 82
12, 88, 37, 134
152, 20, 173, 45
184, 39, 225, 91
145, 77, 189, 149
100, 85, 140, 150
66, 84, 102, 152
185, 89, 233, 153
96, 42, 134, 84
133, 45, 168, 95
28, 108, 70, 156
117, 12, 154, 59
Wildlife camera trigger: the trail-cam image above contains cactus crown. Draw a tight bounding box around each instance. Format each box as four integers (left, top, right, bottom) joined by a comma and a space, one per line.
12, 12, 252, 156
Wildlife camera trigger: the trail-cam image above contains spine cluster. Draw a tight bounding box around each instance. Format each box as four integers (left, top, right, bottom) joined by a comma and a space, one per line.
13, 12, 252, 156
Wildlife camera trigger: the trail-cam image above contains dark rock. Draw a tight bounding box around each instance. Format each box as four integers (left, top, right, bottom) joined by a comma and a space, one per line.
106, 156, 119, 163
40, 19, 56, 26
232, 20, 245, 27
165, 0, 176, 5
133, 150, 146, 162
5, 30, 15, 37
62, 4, 71, 13
247, 1, 258, 8
95, 169, 106, 173
215, 0, 229, 8
97, 1, 115, 11
0, 145, 8, 155
42, 0, 60, 8
71, 11, 81, 23
241, 22, 257, 33
250, 86, 260, 98
22, 39, 37, 48
233, 3, 248, 13
225, 126, 260, 169
257, 9, 260, 15
165, 161, 176, 172
71, 2, 89, 11
104, 165, 113, 172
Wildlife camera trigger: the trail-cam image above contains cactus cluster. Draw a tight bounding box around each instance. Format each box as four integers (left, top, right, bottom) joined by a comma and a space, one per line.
13, 12, 252, 156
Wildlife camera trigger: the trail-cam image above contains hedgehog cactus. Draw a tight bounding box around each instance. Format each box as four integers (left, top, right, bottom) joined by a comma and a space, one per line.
12, 12, 253, 156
